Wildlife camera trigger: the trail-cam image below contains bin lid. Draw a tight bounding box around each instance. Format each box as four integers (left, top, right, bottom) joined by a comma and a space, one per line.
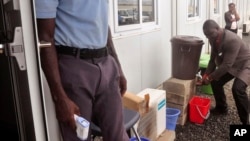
170, 35, 204, 45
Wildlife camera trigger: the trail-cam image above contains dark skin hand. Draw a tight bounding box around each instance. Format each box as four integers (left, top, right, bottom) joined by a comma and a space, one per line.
196, 75, 211, 85
202, 77, 211, 85
229, 5, 240, 21
37, 18, 80, 130
119, 73, 127, 95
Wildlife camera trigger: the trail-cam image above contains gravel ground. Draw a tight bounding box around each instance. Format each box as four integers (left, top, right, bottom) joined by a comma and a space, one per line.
175, 80, 248, 141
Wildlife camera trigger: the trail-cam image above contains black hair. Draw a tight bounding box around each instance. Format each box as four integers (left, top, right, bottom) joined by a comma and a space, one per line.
203, 19, 220, 30
228, 3, 235, 7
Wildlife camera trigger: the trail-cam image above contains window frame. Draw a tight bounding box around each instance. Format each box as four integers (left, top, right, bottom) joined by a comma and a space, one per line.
112, 0, 160, 36
186, 0, 201, 22
212, 0, 220, 15
213, 0, 220, 16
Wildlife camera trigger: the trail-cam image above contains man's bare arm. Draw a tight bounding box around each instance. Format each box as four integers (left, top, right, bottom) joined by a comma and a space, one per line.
37, 19, 80, 129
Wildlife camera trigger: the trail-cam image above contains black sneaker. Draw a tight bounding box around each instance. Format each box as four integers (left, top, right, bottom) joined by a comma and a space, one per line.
210, 107, 228, 115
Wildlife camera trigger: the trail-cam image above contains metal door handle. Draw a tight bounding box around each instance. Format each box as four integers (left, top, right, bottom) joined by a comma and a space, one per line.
38, 41, 51, 48
0, 44, 3, 54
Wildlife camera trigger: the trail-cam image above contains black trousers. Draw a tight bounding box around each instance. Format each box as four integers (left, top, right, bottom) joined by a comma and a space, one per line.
211, 73, 249, 124
57, 53, 129, 141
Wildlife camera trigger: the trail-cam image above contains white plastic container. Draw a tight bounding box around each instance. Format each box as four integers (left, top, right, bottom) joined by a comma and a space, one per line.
74, 114, 90, 140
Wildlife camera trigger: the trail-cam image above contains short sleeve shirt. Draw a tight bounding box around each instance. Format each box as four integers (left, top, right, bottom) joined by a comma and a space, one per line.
35, 0, 109, 49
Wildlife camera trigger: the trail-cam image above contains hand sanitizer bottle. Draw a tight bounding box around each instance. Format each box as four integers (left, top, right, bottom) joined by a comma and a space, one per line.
74, 114, 90, 140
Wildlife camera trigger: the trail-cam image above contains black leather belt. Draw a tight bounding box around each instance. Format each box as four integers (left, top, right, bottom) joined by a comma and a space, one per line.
56, 45, 108, 59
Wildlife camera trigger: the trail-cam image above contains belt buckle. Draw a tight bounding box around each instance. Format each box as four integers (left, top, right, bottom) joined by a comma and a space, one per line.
72, 48, 79, 56
79, 48, 107, 59
80, 49, 91, 59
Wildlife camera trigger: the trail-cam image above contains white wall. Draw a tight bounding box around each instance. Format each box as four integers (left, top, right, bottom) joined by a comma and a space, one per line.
174, 0, 223, 54
110, 0, 250, 93
174, 0, 250, 53
111, 0, 172, 93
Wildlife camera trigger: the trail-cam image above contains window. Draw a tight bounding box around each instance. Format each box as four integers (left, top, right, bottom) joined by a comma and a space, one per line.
118, 0, 139, 26
115, 0, 158, 33
187, 0, 201, 20
213, 0, 219, 15
142, 0, 155, 23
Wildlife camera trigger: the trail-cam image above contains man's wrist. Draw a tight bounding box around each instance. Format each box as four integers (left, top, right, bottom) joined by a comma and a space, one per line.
206, 76, 213, 81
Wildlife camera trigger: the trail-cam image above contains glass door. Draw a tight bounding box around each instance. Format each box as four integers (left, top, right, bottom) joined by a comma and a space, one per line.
0, 0, 48, 140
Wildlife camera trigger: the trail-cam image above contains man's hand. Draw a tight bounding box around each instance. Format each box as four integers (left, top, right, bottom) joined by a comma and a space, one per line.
119, 71, 127, 96
54, 95, 80, 130
202, 74, 212, 85
202, 78, 211, 85
196, 79, 203, 86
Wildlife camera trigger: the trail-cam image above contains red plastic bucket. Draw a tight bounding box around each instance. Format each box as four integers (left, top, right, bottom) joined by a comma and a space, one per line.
189, 96, 211, 124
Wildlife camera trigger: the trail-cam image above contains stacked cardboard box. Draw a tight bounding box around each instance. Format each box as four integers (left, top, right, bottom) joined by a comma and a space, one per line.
122, 90, 176, 141
163, 78, 196, 125
136, 88, 167, 141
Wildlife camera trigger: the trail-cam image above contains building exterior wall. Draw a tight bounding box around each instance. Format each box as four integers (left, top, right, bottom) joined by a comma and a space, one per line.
109, 0, 250, 93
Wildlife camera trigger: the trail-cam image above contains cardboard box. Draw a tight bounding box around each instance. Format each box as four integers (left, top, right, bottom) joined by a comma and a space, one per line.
156, 130, 175, 141
163, 78, 196, 126
136, 88, 167, 141
122, 92, 149, 116
163, 78, 196, 96
166, 91, 191, 105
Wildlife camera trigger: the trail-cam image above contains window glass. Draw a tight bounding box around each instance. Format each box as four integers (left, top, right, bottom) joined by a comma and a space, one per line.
213, 0, 219, 14
118, 0, 139, 26
142, 0, 154, 23
117, 0, 157, 27
187, 0, 200, 19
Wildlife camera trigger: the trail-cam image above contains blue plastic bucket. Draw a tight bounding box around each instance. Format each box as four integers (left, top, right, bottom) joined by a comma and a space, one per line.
166, 108, 180, 130
130, 137, 150, 141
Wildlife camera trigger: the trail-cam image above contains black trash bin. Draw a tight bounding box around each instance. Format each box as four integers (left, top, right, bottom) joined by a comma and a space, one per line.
170, 35, 204, 80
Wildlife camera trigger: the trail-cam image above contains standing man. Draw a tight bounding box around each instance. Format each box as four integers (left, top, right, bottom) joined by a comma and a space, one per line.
35, 0, 130, 141
224, 3, 240, 34
202, 19, 250, 125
